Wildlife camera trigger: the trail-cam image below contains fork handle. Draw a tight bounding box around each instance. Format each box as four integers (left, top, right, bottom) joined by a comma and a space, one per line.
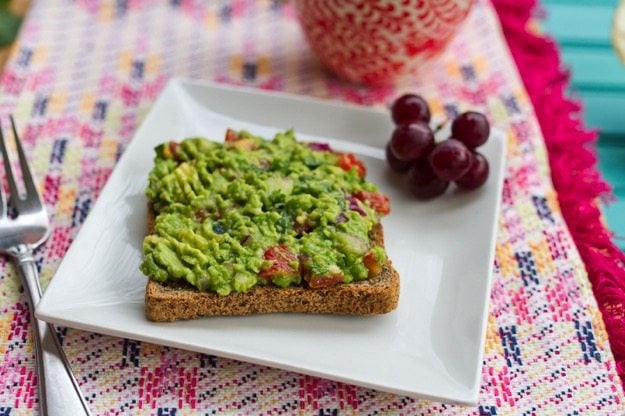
16, 247, 91, 416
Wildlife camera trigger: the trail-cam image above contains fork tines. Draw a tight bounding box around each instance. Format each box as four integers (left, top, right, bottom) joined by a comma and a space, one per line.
0, 115, 43, 216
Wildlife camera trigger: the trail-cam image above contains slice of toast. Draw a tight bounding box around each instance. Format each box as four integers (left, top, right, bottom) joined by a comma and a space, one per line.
144, 208, 399, 321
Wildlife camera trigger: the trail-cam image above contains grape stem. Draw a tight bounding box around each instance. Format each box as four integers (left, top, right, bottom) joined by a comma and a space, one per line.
432, 120, 447, 134
432, 119, 450, 144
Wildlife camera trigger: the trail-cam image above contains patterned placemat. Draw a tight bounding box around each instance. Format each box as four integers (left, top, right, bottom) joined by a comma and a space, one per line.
0, 1, 623, 414
494, 0, 625, 388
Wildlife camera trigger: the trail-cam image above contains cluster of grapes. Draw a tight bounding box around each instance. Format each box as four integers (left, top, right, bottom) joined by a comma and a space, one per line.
385, 94, 491, 199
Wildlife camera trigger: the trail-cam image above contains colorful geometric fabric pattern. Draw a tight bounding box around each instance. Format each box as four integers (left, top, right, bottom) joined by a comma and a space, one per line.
0, 0, 623, 414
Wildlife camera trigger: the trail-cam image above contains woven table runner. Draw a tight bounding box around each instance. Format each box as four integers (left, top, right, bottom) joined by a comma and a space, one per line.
1, 0, 624, 414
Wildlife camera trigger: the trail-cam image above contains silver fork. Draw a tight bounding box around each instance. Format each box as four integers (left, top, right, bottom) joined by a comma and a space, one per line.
0, 116, 91, 416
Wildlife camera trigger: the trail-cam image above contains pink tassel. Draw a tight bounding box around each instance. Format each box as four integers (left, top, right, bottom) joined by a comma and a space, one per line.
493, 0, 625, 387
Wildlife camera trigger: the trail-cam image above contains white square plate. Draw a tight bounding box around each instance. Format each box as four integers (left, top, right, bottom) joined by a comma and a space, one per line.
37, 78, 505, 405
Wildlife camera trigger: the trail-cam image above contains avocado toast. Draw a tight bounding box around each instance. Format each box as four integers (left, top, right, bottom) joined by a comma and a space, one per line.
141, 129, 399, 321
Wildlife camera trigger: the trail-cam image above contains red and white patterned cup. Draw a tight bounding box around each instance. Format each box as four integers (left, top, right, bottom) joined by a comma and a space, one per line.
294, 0, 474, 86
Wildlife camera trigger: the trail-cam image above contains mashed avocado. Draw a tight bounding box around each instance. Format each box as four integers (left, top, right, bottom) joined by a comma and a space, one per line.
140, 129, 389, 295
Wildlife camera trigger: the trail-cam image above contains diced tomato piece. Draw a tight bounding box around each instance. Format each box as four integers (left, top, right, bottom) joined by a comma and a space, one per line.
307, 274, 344, 289
299, 258, 344, 288
259, 245, 299, 280
225, 128, 240, 142
337, 153, 366, 178
168, 141, 180, 154
353, 190, 390, 215
167, 141, 182, 161
363, 251, 382, 277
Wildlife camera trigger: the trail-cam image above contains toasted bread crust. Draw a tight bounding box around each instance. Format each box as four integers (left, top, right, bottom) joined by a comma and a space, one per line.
144, 207, 399, 321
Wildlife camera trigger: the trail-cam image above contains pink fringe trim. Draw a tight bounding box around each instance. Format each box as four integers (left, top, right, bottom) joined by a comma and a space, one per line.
492, 0, 625, 386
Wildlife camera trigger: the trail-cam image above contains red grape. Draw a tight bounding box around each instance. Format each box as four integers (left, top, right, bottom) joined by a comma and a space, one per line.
407, 159, 449, 199
456, 152, 489, 189
385, 144, 412, 172
428, 139, 472, 181
451, 111, 490, 149
384, 95, 491, 200
389, 122, 434, 162
391, 94, 431, 125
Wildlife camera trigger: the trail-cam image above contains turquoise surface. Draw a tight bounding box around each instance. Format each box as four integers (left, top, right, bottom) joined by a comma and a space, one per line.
543, 0, 625, 250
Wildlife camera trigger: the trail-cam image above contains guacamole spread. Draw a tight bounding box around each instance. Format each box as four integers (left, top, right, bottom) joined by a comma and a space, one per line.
140, 129, 390, 296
